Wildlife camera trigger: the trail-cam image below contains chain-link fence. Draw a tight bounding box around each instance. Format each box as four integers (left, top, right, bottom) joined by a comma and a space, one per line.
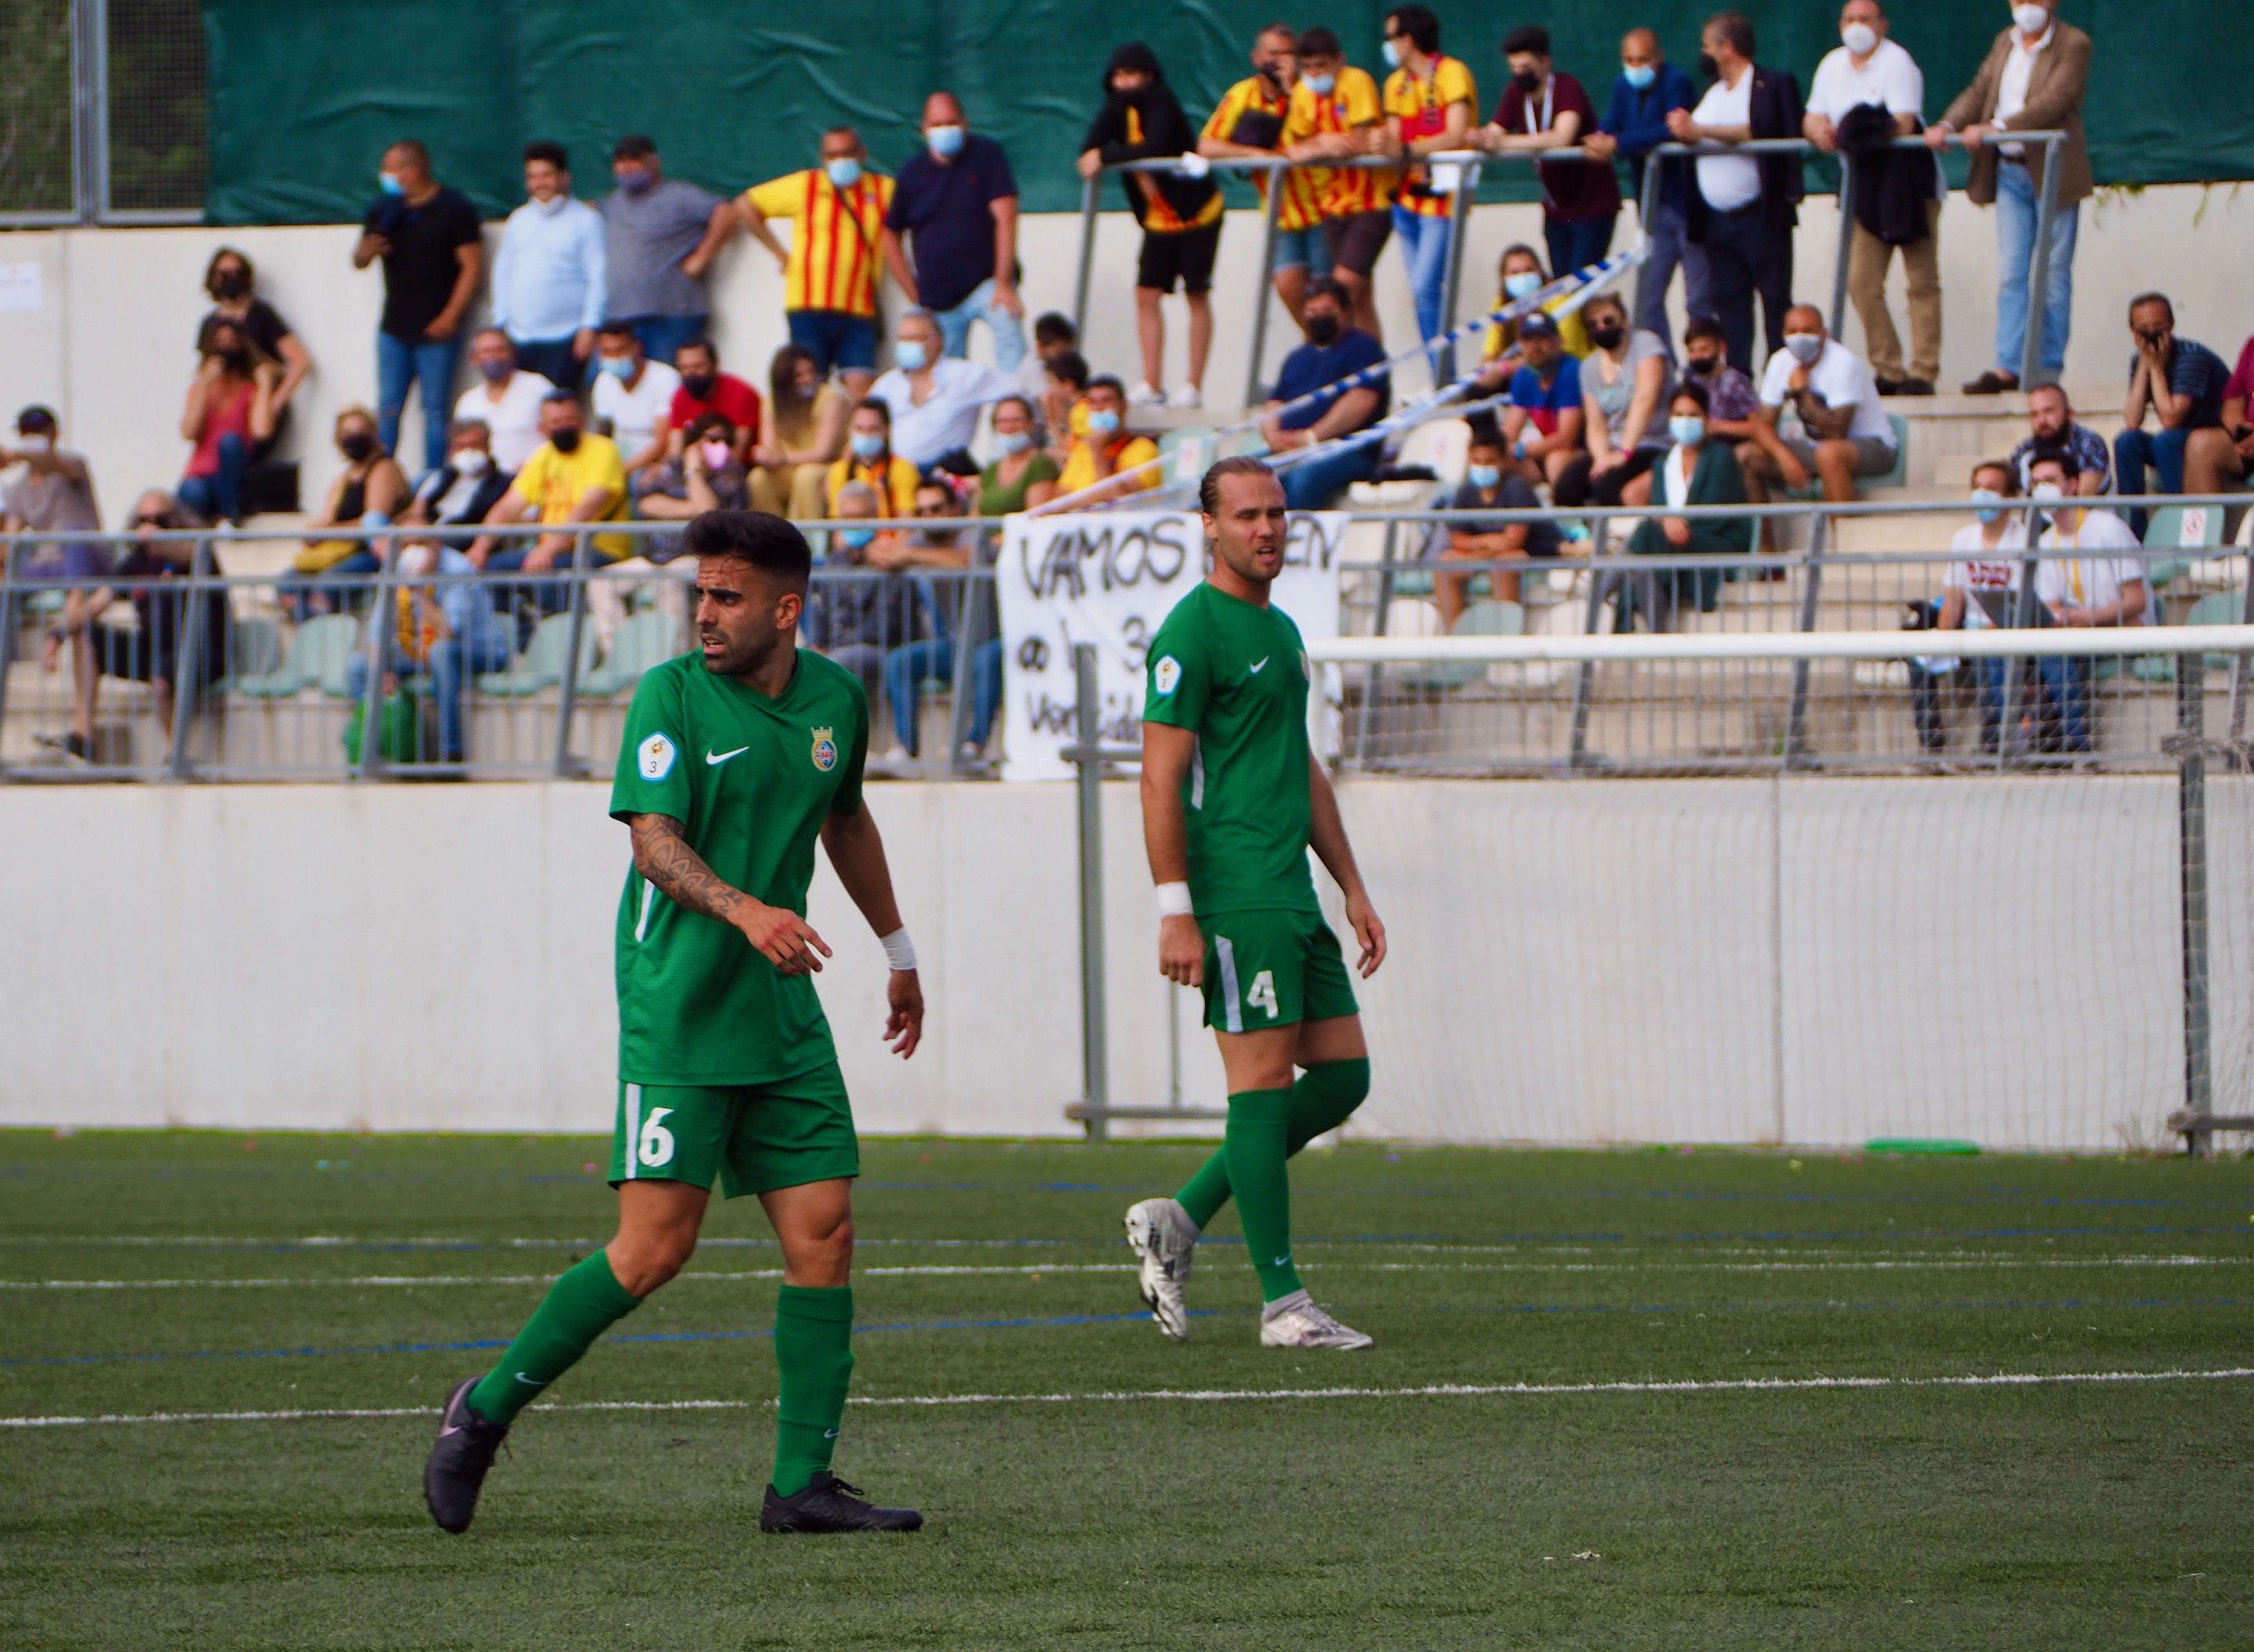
0, 0, 203, 225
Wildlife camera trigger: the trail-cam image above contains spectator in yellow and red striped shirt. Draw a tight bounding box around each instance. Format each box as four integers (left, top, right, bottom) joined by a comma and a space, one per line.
1199, 24, 1329, 338
1286, 28, 1393, 346
738, 128, 897, 400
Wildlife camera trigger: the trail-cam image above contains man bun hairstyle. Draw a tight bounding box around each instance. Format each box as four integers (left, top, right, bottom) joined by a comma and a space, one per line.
1198, 455, 1279, 516
685, 510, 813, 591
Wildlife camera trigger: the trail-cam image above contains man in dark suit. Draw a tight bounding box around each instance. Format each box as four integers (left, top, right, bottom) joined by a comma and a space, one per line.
1669, 11, 1803, 376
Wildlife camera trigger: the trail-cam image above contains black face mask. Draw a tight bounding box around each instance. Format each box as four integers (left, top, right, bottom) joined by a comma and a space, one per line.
1304, 314, 1342, 346
217, 348, 250, 374
1686, 354, 1719, 378
338, 432, 377, 462
550, 427, 582, 454
681, 373, 715, 400
1698, 52, 1720, 80
211, 272, 248, 301
1588, 323, 1625, 351
1512, 68, 1543, 94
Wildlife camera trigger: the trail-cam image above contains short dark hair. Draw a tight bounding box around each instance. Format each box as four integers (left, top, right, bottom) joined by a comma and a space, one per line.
685, 510, 812, 591
1304, 275, 1348, 307
1502, 24, 1551, 57
1297, 25, 1341, 57
1971, 457, 2019, 493
1671, 379, 1712, 413
2028, 441, 2080, 479
1033, 311, 1077, 347
611, 133, 657, 161
853, 395, 893, 426
677, 336, 718, 364
1386, 5, 1441, 55
1048, 350, 1090, 390
540, 387, 581, 412
1706, 10, 1755, 58
1684, 314, 1729, 346
1255, 21, 1295, 47
1199, 455, 1279, 516
1465, 415, 1505, 451
685, 410, 737, 444
523, 140, 569, 171
596, 318, 638, 341
15, 404, 57, 435
1087, 374, 1128, 401
2127, 291, 2174, 324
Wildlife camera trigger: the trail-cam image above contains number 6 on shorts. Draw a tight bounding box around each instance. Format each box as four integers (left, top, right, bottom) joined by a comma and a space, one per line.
638, 1106, 675, 1169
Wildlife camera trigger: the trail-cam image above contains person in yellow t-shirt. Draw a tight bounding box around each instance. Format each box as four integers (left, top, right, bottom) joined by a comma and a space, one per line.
1380, 6, 1477, 351
739, 128, 895, 399
1200, 24, 1330, 333
821, 398, 921, 520
1045, 377, 1161, 509
466, 390, 631, 596
1477, 243, 1593, 394
1286, 28, 1393, 346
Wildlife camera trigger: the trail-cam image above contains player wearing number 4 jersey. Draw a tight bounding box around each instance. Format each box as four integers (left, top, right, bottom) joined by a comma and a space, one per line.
1126, 456, 1388, 1351
425, 509, 926, 1537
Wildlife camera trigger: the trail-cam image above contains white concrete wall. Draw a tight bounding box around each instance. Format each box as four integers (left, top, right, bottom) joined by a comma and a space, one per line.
1, 774, 2235, 1150
2, 180, 2249, 530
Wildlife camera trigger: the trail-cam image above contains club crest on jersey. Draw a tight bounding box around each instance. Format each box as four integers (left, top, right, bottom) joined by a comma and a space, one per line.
810, 727, 838, 771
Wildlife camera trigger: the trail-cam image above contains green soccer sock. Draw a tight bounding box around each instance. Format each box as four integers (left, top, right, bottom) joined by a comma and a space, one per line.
1224, 1088, 1302, 1302
771, 1284, 855, 1498
467, 1250, 642, 1427
1175, 1060, 1372, 1230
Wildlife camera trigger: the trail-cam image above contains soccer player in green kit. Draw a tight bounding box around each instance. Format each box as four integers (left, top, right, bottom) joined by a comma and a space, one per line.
1125, 457, 1388, 1350
424, 509, 926, 1535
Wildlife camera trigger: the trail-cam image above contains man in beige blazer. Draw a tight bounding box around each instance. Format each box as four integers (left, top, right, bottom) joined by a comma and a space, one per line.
1925, 0, 2092, 393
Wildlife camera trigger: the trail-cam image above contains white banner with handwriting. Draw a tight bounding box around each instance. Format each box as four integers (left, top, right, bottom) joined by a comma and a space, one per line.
996, 510, 1346, 783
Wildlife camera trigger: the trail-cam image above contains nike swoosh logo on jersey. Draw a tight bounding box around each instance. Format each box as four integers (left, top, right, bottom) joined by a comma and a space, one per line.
1249, 656, 1270, 673
706, 745, 750, 766
514, 1373, 546, 1386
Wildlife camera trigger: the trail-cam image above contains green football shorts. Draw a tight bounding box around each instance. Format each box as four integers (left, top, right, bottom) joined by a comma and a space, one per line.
608, 1063, 859, 1198
1198, 907, 1360, 1034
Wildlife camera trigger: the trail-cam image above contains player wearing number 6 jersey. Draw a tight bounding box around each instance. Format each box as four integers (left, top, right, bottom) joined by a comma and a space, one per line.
425, 509, 926, 1536
1125, 456, 1388, 1350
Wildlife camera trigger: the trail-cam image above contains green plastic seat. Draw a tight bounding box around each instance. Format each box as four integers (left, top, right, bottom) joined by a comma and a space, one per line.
1401, 599, 1523, 692
580, 611, 684, 698
232, 613, 360, 700
216, 615, 281, 691
2185, 591, 2248, 674
475, 612, 600, 698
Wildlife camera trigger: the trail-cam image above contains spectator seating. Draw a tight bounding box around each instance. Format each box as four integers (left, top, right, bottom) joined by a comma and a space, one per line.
233, 613, 358, 700
579, 611, 681, 697
477, 613, 601, 698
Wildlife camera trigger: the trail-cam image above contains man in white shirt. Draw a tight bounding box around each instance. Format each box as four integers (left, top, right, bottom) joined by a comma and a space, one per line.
1740, 307, 1898, 512
2026, 445, 2146, 753
489, 141, 608, 394
1804, 0, 1941, 394
453, 329, 556, 476
866, 307, 1019, 471
1926, 457, 2030, 750
587, 320, 682, 480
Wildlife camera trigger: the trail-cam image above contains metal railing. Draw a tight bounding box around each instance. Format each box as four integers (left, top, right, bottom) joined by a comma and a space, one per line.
0, 0, 204, 226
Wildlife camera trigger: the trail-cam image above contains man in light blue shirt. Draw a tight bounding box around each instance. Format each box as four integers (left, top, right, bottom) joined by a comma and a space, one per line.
491, 141, 607, 395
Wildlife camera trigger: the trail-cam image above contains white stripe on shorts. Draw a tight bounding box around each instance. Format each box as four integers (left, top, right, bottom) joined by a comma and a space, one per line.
1215, 935, 1242, 1034
635, 881, 657, 943
622, 1083, 642, 1180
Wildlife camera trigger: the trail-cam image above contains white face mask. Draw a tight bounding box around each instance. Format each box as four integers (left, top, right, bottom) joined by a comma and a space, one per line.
398, 544, 436, 577
16, 432, 53, 456
1841, 21, 1878, 55
1784, 333, 1824, 365
452, 448, 489, 476
2030, 480, 2064, 502
2012, 3, 2050, 35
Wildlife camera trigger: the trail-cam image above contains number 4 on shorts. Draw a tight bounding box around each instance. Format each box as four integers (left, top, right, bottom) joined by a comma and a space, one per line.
638, 1106, 676, 1169
1246, 971, 1279, 1020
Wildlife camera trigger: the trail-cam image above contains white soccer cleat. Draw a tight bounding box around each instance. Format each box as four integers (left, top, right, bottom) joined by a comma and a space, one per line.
1124, 1197, 1199, 1340
1259, 1289, 1374, 1351
1166, 385, 1204, 410
1128, 381, 1166, 407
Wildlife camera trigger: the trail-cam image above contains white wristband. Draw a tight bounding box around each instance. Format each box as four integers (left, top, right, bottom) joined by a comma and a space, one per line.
1156, 882, 1195, 919
879, 927, 918, 972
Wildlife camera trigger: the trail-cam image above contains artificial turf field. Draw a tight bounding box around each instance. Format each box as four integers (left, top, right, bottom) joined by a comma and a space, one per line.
2, 1131, 2250, 1650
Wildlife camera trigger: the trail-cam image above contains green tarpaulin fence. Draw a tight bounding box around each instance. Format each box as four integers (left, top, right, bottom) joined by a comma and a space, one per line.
205, 1, 2254, 225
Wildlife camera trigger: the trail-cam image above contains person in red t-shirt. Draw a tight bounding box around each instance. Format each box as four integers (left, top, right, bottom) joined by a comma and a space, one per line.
665, 337, 762, 465
1476, 24, 1619, 282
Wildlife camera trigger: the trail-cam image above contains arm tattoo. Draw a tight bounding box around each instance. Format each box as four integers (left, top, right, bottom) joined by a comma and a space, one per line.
630, 813, 748, 923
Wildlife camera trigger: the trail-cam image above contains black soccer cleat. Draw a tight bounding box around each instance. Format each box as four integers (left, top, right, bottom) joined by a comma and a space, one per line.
424, 1376, 509, 1534
760, 1471, 924, 1534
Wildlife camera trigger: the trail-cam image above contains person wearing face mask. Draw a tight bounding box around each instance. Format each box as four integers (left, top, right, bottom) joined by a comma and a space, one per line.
752, 345, 853, 520
1436, 420, 1565, 626
1477, 25, 1620, 283
177, 319, 279, 527
452, 328, 558, 476
1201, 25, 1332, 334
593, 412, 752, 649
195, 247, 311, 436
1619, 381, 1753, 632
1926, 459, 2031, 752
1475, 244, 1591, 392
876, 479, 1008, 767
491, 141, 607, 393
402, 419, 513, 550
2, 405, 106, 758
822, 399, 921, 520
665, 337, 764, 473
977, 396, 1062, 519
740, 128, 895, 400
1077, 42, 1223, 410
866, 307, 1021, 474
1667, 12, 1805, 377
2024, 446, 2145, 754
1740, 306, 1897, 517
882, 91, 1027, 372
1677, 315, 1760, 444
1587, 29, 1704, 355
342, 526, 513, 768
1258, 278, 1390, 510
1554, 292, 1674, 510
599, 135, 736, 368
2009, 382, 2110, 497
2114, 293, 2237, 536
467, 391, 631, 612
1927, 0, 2092, 394
1284, 28, 1392, 345
588, 321, 684, 482
354, 139, 484, 474
1804, 0, 1942, 396
806, 480, 924, 709
285, 408, 410, 614
1044, 377, 1162, 510
1498, 311, 1586, 493
1377, 5, 1478, 357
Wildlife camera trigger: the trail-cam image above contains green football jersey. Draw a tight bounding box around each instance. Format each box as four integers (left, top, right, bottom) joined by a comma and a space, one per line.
1143, 581, 1317, 914
609, 649, 868, 1085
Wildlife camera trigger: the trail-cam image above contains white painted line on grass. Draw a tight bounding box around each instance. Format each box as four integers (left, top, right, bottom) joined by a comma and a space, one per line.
6, 1367, 2250, 1429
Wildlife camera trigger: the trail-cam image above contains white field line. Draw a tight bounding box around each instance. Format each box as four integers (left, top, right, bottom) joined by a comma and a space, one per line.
1, 1256, 2244, 1291
6, 1366, 2251, 1430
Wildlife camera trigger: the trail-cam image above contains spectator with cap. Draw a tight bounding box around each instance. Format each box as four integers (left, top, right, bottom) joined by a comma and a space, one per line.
1499, 310, 1585, 492
666, 338, 762, 468
1260, 277, 1389, 510
453, 328, 557, 476
1679, 314, 1761, 444
1046, 376, 1161, 508
600, 134, 736, 367
491, 141, 607, 394
196, 247, 311, 442
823, 398, 921, 519
1079, 42, 1222, 410
1669, 11, 1804, 376
740, 127, 894, 399
1478, 24, 1619, 280
1805, 0, 1942, 396
400, 419, 513, 547
589, 320, 683, 481
1286, 26, 1393, 347
867, 307, 1020, 474
2115, 293, 2237, 532
177, 317, 279, 526
1928, 0, 2092, 395
752, 344, 853, 519
1587, 28, 1703, 354
1436, 418, 1563, 627
1202, 24, 1329, 334
354, 139, 484, 474
884, 92, 1026, 371
1739, 305, 1897, 514
2008, 382, 2109, 496
1380, 5, 1478, 355
2, 406, 105, 759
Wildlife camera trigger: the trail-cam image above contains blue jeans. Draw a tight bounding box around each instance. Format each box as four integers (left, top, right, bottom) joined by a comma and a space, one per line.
933, 279, 1027, 373
788, 309, 879, 377
1269, 223, 1334, 279
345, 634, 513, 762
2114, 426, 2191, 535
1994, 161, 2077, 379
512, 336, 583, 394
2035, 655, 2092, 752
1391, 203, 1456, 354
622, 314, 709, 365
883, 636, 1003, 754
177, 431, 249, 525
1281, 435, 1382, 511
1545, 214, 1616, 284
487, 543, 611, 615
376, 331, 464, 474
1631, 192, 1710, 354
280, 547, 380, 620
